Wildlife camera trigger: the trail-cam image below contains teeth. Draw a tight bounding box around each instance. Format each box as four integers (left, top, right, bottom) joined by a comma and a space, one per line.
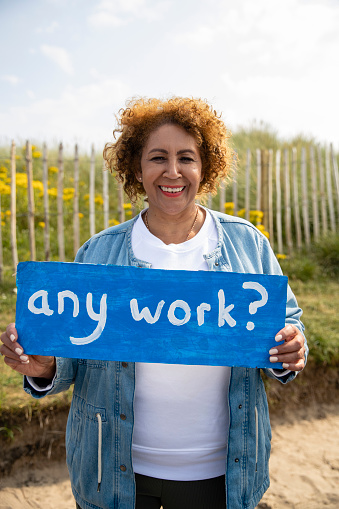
160, 186, 185, 193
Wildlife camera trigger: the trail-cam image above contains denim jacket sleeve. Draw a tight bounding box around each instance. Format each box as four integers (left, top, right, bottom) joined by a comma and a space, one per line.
260, 235, 308, 384
24, 357, 78, 398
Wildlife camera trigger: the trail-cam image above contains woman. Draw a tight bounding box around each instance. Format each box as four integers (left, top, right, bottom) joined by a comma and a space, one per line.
0, 97, 307, 509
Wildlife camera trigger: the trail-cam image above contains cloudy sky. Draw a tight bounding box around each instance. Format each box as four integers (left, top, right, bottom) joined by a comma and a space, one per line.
1, 0, 338, 151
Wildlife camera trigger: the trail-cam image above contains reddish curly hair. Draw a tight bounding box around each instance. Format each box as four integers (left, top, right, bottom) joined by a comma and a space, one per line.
103, 97, 234, 202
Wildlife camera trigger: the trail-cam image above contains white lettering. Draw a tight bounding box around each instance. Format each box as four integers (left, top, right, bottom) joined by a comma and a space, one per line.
218, 289, 236, 327
28, 290, 54, 316
130, 299, 165, 324
58, 290, 79, 317
197, 303, 211, 326
70, 293, 107, 345
168, 300, 191, 326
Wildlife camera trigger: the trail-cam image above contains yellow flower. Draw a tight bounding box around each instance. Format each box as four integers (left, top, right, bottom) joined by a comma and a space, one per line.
33, 180, 44, 192
63, 188, 75, 201
38, 221, 45, 228
78, 212, 84, 219
237, 208, 246, 218
32, 150, 42, 159
48, 187, 58, 197
84, 193, 89, 201
5, 210, 11, 216
48, 166, 58, 174
109, 218, 120, 226
94, 194, 104, 206
225, 202, 234, 215
249, 210, 264, 221
125, 209, 132, 216
256, 224, 270, 238
0, 182, 11, 194
1, 221, 5, 226
123, 203, 132, 210
16, 173, 28, 188
276, 253, 287, 260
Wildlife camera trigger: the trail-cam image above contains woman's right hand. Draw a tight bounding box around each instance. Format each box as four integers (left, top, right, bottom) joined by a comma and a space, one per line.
0, 323, 56, 380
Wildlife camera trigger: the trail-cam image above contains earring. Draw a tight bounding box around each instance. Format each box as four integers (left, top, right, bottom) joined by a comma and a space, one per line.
138, 176, 142, 182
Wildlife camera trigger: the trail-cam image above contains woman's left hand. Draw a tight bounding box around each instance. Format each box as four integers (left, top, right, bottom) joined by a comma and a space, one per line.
269, 324, 306, 371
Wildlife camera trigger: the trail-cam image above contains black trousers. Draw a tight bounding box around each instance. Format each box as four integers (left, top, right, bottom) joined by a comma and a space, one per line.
135, 473, 226, 509
76, 474, 226, 509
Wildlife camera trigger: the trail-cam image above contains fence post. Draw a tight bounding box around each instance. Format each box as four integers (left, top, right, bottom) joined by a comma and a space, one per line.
26, 140, 36, 261
10, 140, 18, 269
57, 142, 65, 262
73, 144, 80, 256
301, 147, 311, 245
330, 143, 339, 220
89, 144, 96, 237
275, 150, 283, 253
268, 149, 274, 248
325, 145, 336, 232
310, 145, 319, 241
42, 143, 50, 260
283, 148, 293, 254
245, 149, 251, 221
291, 147, 302, 249
260, 149, 269, 232
103, 159, 109, 229
118, 182, 125, 223
318, 145, 327, 235
219, 179, 226, 213
0, 195, 3, 281
256, 149, 261, 224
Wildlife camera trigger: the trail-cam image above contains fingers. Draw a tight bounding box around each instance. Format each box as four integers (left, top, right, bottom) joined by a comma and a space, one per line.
0, 323, 30, 368
269, 325, 306, 372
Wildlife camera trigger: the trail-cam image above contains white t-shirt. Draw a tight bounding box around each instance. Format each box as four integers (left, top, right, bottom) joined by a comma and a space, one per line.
131, 209, 231, 481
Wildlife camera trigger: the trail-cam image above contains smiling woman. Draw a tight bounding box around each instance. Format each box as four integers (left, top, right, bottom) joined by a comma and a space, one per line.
0, 96, 307, 509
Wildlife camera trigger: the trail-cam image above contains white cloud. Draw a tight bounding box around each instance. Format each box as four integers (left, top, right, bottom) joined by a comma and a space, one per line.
0, 78, 130, 148
88, 0, 171, 27
41, 44, 74, 75
1, 74, 20, 85
36, 21, 59, 34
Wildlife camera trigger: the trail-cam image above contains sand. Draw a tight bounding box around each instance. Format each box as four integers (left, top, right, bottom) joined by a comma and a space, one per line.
0, 405, 338, 509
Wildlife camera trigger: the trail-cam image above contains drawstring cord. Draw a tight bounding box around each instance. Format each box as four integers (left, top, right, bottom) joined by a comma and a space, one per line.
96, 413, 102, 492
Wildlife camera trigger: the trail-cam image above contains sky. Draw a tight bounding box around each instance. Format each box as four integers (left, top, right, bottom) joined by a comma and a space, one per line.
0, 0, 338, 152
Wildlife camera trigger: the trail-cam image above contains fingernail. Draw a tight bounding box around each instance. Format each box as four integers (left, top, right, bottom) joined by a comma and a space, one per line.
282, 363, 290, 369
15, 347, 23, 356
269, 348, 278, 355
275, 334, 283, 342
20, 355, 29, 361
10, 334, 16, 342
270, 356, 279, 363
22, 360, 30, 364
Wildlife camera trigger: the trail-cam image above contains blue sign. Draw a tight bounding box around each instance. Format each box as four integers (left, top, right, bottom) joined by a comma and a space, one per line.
15, 261, 288, 368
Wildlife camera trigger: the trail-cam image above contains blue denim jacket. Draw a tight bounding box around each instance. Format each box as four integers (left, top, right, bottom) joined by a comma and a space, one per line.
24, 209, 306, 509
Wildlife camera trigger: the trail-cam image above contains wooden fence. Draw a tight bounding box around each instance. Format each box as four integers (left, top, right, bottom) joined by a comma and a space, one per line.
0, 140, 338, 280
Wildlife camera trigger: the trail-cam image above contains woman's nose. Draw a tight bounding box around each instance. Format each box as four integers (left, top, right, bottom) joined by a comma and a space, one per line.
164, 158, 182, 178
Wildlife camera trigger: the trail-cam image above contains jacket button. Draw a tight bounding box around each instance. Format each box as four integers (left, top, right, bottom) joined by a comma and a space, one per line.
120, 413, 126, 420
238, 404, 242, 409
120, 465, 127, 472
235, 458, 239, 463
215, 261, 219, 266
122, 362, 128, 368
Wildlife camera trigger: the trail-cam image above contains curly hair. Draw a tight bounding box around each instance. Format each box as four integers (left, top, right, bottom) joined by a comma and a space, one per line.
103, 97, 235, 202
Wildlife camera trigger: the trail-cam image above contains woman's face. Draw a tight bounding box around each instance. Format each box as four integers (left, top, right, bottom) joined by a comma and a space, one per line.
138, 123, 203, 217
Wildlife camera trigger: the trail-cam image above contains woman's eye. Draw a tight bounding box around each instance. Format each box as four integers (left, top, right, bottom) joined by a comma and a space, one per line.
150, 156, 165, 161
180, 156, 194, 163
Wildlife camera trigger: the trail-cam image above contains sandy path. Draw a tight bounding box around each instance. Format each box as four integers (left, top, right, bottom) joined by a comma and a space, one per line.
1, 406, 338, 509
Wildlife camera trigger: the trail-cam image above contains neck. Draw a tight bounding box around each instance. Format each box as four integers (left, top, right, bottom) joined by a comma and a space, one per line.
143, 205, 205, 245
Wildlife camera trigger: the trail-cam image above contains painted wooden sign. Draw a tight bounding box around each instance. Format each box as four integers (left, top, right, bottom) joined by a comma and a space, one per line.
15, 261, 288, 368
